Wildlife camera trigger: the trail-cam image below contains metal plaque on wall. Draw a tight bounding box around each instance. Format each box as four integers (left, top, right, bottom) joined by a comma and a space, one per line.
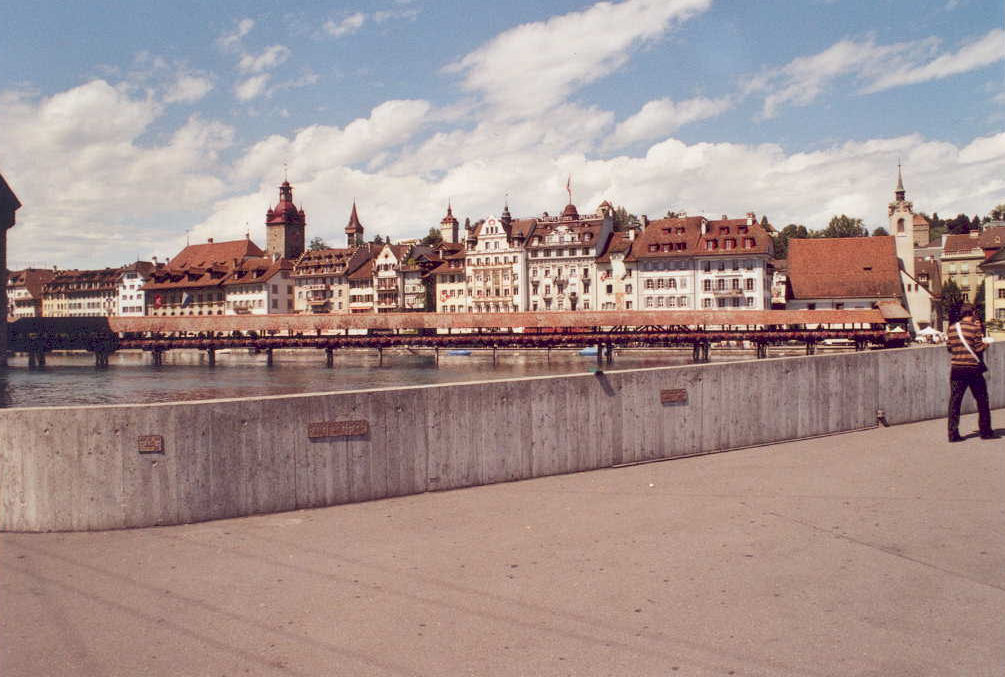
308, 420, 369, 439
660, 389, 688, 405
137, 435, 164, 454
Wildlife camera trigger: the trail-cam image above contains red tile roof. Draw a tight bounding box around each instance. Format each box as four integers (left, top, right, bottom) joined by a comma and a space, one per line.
914, 258, 941, 295
223, 257, 291, 286
43, 268, 123, 294
348, 259, 373, 280
942, 226, 1005, 256
627, 215, 773, 261
168, 239, 265, 270
293, 247, 356, 276
596, 231, 634, 263
7, 268, 56, 298
787, 236, 902, 300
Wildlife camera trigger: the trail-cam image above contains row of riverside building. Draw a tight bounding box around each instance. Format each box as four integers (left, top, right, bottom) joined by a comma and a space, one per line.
7, 172, 1005, 334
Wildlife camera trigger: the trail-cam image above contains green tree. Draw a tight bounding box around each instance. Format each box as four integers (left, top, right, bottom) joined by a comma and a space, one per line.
613, 206, 640, 230
308, 236, 328, 251
974, 280, 986, 323
940, 279, 965, 324
420, 227, 443, 246
946, 213, 972, 235
372, 234, 384, 245
871, 226, 889, 237
819, 214, 867, 238
991, 204, 1005, 221
771, 223, 810, 259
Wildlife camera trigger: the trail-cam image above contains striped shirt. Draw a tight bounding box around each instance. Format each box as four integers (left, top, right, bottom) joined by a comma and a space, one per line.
947, 318, 985, 368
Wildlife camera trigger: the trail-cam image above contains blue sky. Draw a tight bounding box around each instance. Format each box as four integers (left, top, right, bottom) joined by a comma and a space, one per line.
2, 0, 1003, 268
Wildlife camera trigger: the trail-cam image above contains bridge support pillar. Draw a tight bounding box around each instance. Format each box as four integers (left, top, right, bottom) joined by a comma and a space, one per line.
692, 342, 710, 363
377, 347, 383, 366
28, 351, 38, 369
756, 343, 767, 359
605, 343, 614, 365
805, 342, 816, 356
434, 347, 439, 366
492, 345, 498, 365
151, 349, 164, 367
596, 343, 603, 367
325, 347, 334, 368
94, 351, 109, 369
207, 348, 216, 367
266, 348, 274, 367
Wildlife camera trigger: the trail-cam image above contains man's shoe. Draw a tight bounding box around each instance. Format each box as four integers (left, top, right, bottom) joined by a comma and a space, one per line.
979, 431, 999, 440
949, 433, 964, 443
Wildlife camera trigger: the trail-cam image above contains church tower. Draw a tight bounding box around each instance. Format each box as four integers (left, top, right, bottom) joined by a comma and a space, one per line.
265, 180, 306, 260
439, 203, 459, 243
345, 202, 365, 248
888, 164, 929, 247
888, 164, 916, 279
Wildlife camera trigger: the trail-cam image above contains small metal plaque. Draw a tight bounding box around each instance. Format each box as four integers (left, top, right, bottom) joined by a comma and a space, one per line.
660, 389, 688, 405
308, 420, 369, 440
138, 435, 164, 454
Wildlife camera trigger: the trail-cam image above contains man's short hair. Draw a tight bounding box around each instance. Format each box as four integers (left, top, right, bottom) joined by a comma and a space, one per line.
960, 303, 975, 317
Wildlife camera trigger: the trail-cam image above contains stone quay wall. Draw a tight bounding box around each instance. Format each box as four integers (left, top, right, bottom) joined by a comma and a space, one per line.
2, 344, 1000, 532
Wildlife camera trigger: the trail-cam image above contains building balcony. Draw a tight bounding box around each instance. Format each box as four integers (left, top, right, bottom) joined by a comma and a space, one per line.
711, 288, 745, 297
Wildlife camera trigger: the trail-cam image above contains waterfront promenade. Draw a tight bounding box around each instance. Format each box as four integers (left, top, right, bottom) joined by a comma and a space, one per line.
2, 411, 1003, 676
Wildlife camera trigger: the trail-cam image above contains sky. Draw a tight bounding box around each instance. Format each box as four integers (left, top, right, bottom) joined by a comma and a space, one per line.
2, 0, 1003, 269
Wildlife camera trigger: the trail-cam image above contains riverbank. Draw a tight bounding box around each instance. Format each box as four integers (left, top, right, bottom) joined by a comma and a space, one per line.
1, 344, 865, 408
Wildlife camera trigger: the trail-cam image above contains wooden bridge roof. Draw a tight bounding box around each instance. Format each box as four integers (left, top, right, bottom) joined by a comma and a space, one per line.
90, 309, 887, 334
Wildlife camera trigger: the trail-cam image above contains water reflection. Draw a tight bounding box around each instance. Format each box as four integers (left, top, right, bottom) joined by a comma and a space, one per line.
0, 370, 10, 408
1, 347, 754, 409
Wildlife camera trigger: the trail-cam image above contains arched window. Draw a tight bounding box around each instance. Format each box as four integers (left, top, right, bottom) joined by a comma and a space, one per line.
897, 218, 905, 233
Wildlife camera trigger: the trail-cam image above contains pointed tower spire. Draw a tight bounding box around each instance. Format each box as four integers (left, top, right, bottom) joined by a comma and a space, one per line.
266, 177, 306, 260
439, 201, 459, 243
895, 160, 905, 202
345, 201, 365, 247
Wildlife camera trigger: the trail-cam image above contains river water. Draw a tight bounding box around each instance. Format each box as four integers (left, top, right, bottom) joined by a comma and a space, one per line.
1, 347, 756, 409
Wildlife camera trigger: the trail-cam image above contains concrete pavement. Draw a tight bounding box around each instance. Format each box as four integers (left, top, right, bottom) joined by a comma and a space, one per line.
2, 410, 1003, 676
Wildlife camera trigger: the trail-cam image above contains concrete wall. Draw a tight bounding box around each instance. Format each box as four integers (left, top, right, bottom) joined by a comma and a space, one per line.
2, 344, 1001, 532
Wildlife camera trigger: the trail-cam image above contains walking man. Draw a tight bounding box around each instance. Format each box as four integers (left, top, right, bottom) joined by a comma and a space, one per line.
947, 303, 994, 442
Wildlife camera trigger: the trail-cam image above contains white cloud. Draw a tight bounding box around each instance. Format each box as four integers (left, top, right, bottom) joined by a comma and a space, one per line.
238, 45, 291, 74
447, 0, 712, 118
325, 12, 366, 37
232, 99, 433, 182
374, 7, 420, 23
388, 103, 614, 176
752, 37, 919, 118
218, 18, 255, 51
865, 28, 1005, 92
235, 74, 271, 101
163, 74, 213, 103
753, 29, 1005, 117
607, 96, 733, 149
1, 82, 234, 267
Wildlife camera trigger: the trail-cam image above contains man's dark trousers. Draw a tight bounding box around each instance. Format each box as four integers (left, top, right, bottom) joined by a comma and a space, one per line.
948, 365, 992, 438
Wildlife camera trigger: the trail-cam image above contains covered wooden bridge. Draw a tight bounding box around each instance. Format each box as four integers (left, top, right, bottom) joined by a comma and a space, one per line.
7, 309, 888, 368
